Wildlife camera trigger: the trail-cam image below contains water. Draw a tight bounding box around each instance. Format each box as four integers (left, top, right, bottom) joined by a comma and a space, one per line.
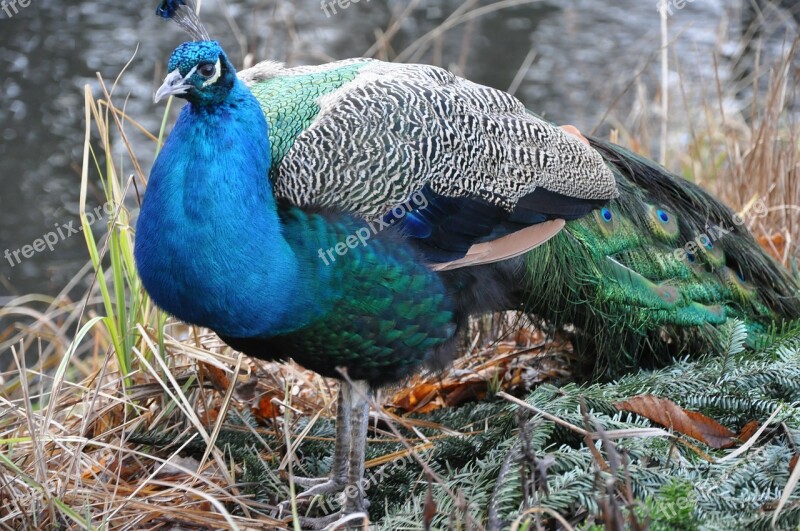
0, 0, 795, 299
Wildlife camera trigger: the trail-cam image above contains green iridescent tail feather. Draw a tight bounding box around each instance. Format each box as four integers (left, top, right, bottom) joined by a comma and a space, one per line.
523, 138, 800, 376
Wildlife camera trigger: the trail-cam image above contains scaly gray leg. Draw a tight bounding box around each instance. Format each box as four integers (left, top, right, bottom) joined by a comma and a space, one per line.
343, 380, 371, 515
293, 387, 351, 496
286, 381, 372, 529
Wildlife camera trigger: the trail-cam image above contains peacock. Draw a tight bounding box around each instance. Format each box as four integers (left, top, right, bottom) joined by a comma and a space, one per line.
134, 0, 800, 524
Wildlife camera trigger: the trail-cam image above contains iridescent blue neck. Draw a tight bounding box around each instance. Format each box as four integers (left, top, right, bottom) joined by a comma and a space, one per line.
136, 79, 309, 337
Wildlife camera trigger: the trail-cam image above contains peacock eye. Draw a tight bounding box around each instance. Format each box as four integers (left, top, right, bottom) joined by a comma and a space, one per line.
198, 63, 216, 78
656, 209, 670, 223
601, 208, 613, 222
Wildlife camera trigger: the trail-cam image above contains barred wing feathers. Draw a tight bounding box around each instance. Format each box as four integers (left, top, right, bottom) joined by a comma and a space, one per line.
241, 59, 617, 264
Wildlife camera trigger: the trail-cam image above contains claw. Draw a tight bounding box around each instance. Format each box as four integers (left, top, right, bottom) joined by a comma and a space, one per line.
276, 478, 350, 521
277, 495, 370, 529
295, 510, 370, 530
296, 478, 348, 498
292, 476, 339, 488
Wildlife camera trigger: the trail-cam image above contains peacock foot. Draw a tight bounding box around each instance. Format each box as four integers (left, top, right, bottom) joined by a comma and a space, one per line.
293, 508, 370, 530
295, 476, 348, 497
276, 475, 348, 517
277, 381, 373, 527
277, 486, 370, 529
291, 475, 346, 490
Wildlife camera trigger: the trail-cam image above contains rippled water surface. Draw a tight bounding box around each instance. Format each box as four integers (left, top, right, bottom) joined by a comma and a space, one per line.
0, 0, 794, 297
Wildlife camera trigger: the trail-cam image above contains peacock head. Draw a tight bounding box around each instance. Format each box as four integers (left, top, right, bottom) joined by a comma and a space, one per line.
155, 40, 237, 106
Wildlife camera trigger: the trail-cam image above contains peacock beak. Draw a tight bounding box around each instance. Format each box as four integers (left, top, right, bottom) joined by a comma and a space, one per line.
154, 69, 192, 103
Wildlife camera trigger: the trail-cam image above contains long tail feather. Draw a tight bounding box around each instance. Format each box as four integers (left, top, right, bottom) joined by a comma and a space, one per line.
523, 137, 800, 376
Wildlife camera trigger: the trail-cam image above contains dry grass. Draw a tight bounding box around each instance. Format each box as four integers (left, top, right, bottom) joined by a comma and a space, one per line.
710, 42, 800, 267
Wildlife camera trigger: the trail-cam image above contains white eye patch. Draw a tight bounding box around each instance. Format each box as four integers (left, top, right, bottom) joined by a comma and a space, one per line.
201, 58, 223, 87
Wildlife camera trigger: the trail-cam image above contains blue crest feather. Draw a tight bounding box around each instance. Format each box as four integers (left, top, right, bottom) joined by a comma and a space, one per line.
155, 0, 210, 41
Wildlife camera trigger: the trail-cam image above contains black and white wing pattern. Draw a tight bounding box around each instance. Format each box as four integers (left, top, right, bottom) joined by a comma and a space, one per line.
241, 59, 618, 263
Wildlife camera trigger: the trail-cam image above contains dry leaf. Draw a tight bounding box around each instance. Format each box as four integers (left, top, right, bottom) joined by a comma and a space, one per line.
737, 420, 760, 443
515, 327, 544, 345
389, 332, 572, 413
391, 382, 440, 413
253, 396, 275, 418
615, 395, 736, 448
251, 391, 284, 420
82, 455, 140, 482
200, 361, 230, 391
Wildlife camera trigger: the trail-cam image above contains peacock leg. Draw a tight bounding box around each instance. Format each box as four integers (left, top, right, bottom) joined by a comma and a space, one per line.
284, 382, 371, 529
342, 380, 371, 515
293, 385, 351, 495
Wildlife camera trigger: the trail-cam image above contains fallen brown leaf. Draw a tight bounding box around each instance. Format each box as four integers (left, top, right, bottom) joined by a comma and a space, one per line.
737, 420, 760, 443
200, 361, 230, 391
615, 395, 736, 448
